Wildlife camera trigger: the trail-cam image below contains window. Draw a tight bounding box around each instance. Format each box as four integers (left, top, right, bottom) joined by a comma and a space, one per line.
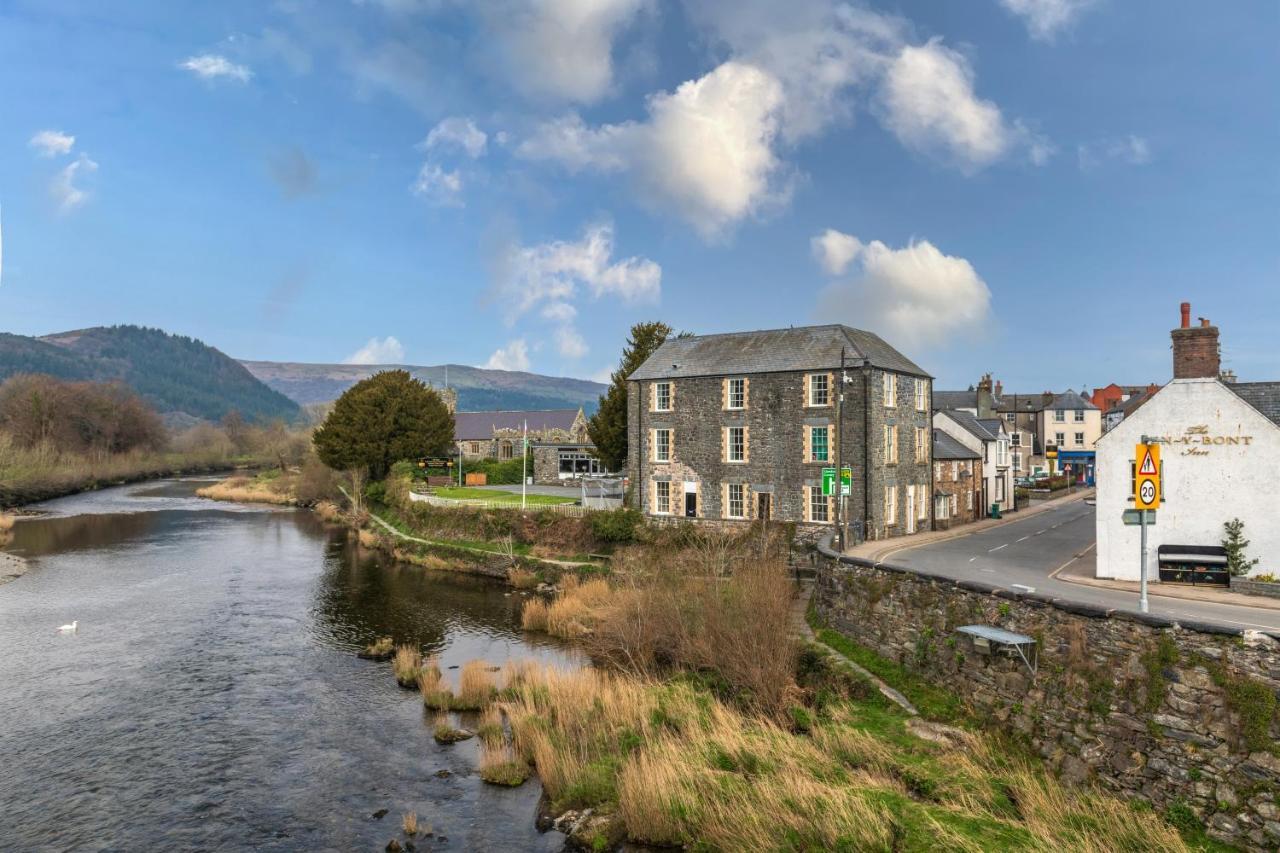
883, 424, 898, 464
727, 377, 746, 410
1054, 432, 1065, 447
469, 442, 481, 454
997, 439, 1008, 467
809, 426, 829, 462
726, 483, 745, 519
1074, 409, 1085, 423
1075, 432, 1085, 446
808, 486, 829, 523
654, 429, 671, 462
654, 382, 672, 412
914, 378, 928, 411
727, 426, 746, 462
1013, 451, 1022, 473
1053, 409, 1065, 422
1010, 433, 1021, 447
1005, 412, 1015, 422
882, 372, 896, 407
884, 486, 897, 525
654, 481, 671, 514
996, 477, 1007, 501
919, 485, 929, 520
808, 374, 829, 406
915, 427, 929, 463
951, 461, 959, 479
966, 490, 973, 510
500, 441, 514, 460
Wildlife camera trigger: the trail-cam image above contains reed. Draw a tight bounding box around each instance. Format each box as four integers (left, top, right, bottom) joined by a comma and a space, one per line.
507, 567, 538, 589
0, 513, 14, 532
357, 529, 380, 548
392, 645, 422, 688
432, 712, 473, 744
401, 812, 418, 836
476, 705, 504, 747
478, 740, 529, 787
454, 660, 497, 710
519, 597, 550, 632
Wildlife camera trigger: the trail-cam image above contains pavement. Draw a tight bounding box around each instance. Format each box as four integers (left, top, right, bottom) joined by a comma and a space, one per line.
846, 492, 1280, 633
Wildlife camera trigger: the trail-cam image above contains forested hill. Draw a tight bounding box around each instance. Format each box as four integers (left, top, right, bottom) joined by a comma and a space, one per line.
241, 360, 606, 413
0, 326, 301, 423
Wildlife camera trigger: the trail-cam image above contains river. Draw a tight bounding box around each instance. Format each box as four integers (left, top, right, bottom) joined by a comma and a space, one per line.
0, 478, 581, 852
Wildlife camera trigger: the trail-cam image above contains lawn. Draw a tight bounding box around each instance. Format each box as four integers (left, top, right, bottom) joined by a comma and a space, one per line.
431, 487, 578, 506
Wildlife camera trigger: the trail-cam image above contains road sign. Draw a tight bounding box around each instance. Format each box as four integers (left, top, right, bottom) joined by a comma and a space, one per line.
1134, 442, 1161, 510
1122, 509, 1156, 526
840, 466, 852, 497
822, 467, 836, 496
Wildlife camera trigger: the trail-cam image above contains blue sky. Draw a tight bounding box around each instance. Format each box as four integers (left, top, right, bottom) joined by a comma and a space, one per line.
1, 0, 1276, 390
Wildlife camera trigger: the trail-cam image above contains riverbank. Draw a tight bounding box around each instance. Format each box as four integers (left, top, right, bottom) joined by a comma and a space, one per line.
0, 456, 257, 509
0, 550, 28, 586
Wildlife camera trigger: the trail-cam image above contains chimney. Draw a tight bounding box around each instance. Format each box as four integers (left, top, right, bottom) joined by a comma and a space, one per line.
1171, 302, 1220, 379
976, 374, 995, 418
994, 379, 1003, 398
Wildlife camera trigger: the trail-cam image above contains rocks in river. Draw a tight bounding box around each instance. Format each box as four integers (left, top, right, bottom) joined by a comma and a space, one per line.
551, 808, 625, 852
358, 636, 396, 661
372, 808, 389, 820
386, 839, 402, 852
433, 769, 452, 778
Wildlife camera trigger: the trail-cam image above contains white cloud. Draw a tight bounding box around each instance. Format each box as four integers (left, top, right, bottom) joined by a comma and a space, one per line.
810, 228, 864, 275
519, 61, 787, 238
343, 336, 405, 364
411, 162, 464, 205
484, 339, 532, 371
813, 230, 992, 348
481, 0, 647, 103
29, 130, 75, 157
554, 325, 589, 359
51, 153, 98, 213
179, 54, 253, 82
423, 116, 488, 158
999, 0, 1096, 41
1077, 134, 1151, 171
877, 39, 1014, 172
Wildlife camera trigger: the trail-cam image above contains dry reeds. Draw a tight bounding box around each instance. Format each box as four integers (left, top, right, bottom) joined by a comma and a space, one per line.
401, 812, 418, 836
357, 529, 380, 548
476, 705, 504, 747
0, 513, 14, 532
195, 478, 296, 506
432, 712, 472, 744
359, 636, 394, 660
453, 660, 497, 710
392, 645, 422, 688
520, 597, 550, 632
418, 656, 452, 709
313, 501, 343, 522
507, 567, 538, 589
478, 740, 529, 787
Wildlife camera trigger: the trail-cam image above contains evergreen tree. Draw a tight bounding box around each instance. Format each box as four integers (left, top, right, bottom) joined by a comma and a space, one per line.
313, 370, 454, 483
1222, 518, 1260, 577
588, 321, 672, 472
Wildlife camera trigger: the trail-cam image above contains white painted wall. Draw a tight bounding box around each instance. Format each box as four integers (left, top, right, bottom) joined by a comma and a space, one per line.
934, 412, 1013, 512
1095, 378, 1280, 580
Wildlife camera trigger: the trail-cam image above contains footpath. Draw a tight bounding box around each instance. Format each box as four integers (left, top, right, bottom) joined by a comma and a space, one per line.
845, 488, 1094, 562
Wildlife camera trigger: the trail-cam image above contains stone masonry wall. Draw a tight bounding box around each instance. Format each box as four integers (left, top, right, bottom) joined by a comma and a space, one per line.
814, 553, 1280, 849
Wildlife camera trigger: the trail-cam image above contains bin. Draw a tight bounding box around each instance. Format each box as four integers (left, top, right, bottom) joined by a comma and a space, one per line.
990, 503, 1002, 520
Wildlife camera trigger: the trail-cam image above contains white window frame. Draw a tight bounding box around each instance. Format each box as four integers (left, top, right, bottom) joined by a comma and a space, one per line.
915, 426, 928, 463
997, 439, 1008, 467
914, 378, 928, 412
1074, 409, 1085, 423
808, 373, 830, 407
726, 483, 745, 519
918, 484, 929, 520
727, 377, 746, 410
810, 425, 830, 463
654, 480, 671, 515
882, 372, 896, 407
808, 486, 829, 523
1054, 431, 1065, 447
654, 382, 672, 412
654, 428, 671, 463
884, 485, 897, 525
1074, 431, 1085, 446
1054, 408, 1065, 423
883, 424, 898, 464
727, 426, 746, 462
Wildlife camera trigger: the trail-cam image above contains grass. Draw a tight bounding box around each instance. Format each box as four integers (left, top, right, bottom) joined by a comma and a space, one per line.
508, 567, 539, 589
495, 661, 1195, 852
0, 513, 14, 532
360, 636, 394, 659
430, 487, 577, 506
401, 812, 418, 836
812, 624, 969, 725
479, 741, 530, 786
357, 528, 381, 548
432, 712, 473, 744
195, 471, 298, 506
452, 660, 498, 711
392, 645, 423, 689
370, 505, 536, 556
477, 706, 505, 747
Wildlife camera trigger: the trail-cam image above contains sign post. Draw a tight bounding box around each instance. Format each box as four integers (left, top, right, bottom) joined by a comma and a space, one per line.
822, 467, 836, 497
1133, 438, 1162, 613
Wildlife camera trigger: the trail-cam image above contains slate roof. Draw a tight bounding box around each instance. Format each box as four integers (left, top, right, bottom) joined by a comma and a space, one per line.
628, 325, 930, 381
940, 409, 997, 442
454, 409, 580, 441
932, 390, 979, 411
977, 417, 1006, 437
1229, 382, 1280, 427
1106, 390, 1154, 418
1044, 390, 1098, 411
933, 429, 981, 460
996, 393, 1050, 414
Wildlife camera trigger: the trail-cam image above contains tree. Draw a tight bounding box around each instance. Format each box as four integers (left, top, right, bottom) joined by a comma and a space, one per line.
1223, 518, 1260, 577
588, 321, 672, 472
313, 370, 454, 494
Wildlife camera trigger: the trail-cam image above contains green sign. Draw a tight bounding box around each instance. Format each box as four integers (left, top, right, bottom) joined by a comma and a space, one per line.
822, 467, 853, 497
1122, 509, 1155, 526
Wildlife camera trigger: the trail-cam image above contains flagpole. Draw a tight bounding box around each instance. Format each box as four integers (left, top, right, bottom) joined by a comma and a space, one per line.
521, 419, 528, 509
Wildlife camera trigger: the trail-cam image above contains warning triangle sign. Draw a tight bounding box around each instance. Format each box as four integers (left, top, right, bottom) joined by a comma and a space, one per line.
1138, 448, 1157, 475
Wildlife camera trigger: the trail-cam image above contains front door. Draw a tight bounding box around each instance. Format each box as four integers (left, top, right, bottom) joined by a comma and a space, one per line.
905, 487, 916, 534
757, 492, 771, 521
684, 491, 697, 518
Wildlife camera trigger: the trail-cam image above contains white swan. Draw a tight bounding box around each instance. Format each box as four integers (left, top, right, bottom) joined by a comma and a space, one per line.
56, 621, 78, 634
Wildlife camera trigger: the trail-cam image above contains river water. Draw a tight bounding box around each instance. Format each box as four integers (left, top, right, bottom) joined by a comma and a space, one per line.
0, 478, 580, 852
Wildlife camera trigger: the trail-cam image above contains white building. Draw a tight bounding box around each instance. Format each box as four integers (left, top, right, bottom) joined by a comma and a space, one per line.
1095, 305, 1280, 582
934, 409, 1014, 515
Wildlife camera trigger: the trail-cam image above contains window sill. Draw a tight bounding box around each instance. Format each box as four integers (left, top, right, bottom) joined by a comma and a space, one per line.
725, 459, 748, 465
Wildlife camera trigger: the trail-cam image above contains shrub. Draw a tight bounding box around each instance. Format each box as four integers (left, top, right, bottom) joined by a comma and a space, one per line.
364, 480, 387, 506
0, 513, 13, 532
508, 567, 539, 589
1223, 518, 1260, 577
589, 508, 643, 544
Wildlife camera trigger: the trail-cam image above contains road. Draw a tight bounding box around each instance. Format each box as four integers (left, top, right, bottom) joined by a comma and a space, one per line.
883, 500, 1280, 633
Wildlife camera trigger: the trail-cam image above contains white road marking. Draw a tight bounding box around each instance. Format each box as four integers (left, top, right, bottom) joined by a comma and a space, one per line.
968, 557, 977, 562
989, 544, 1009, 552
1017, 536, 1029, 542
1035, 530, 1046, 535
981, 568, 995, 574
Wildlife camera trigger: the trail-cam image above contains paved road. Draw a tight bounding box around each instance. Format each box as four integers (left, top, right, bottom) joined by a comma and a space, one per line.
884, 500, 1280, 633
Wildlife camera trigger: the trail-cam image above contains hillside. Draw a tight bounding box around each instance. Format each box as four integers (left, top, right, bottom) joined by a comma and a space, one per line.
0, 326, 301, 423
240, 360, 606, 413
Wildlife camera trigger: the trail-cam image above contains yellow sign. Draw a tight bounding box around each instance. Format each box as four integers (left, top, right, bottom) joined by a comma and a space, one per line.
1134, 443, 1161, 510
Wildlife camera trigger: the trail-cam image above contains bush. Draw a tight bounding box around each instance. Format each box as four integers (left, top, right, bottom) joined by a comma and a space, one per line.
462, 455, 530, 486
364, 480, 387, 505
589, 508, 643, 544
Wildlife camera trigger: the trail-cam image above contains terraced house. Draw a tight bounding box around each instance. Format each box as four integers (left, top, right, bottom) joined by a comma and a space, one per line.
626, 325, 933, 542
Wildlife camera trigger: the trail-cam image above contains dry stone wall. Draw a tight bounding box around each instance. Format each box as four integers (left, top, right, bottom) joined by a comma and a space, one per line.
814, 550, 1280, 850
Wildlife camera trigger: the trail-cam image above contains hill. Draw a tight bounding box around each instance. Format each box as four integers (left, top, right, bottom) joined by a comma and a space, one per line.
0, 326, 301, 423
240, 361, 606, 413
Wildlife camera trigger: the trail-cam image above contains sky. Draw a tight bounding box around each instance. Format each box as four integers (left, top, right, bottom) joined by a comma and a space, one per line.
0, 0, 1276, 391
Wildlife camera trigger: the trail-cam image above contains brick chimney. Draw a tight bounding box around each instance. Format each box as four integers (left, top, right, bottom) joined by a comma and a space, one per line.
1171, 302, 1220, 379
976, 374, 995, 418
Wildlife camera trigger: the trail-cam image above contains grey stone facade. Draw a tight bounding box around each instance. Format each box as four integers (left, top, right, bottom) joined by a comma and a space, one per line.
626, 326, 933, 541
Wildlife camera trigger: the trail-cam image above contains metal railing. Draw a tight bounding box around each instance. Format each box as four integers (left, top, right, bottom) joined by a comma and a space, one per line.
408, 491, 588, 517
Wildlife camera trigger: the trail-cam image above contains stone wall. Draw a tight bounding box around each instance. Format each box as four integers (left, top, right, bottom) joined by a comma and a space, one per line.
813, 550, 1280, 849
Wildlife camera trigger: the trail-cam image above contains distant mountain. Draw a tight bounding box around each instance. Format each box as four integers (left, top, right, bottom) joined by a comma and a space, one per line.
241, 361, 607, 414
0, 326, 301, 423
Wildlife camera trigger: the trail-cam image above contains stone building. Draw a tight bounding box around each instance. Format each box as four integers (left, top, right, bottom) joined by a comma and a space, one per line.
454, 408, 589, 460
934, 410, 1012, 516
932, 429, 983, 528
1096, 303, 1280, 582
530, 442, 611, 485
626, 325, 933, 542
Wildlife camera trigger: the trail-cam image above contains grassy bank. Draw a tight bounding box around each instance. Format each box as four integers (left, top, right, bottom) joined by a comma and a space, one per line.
427, 486, 577, 506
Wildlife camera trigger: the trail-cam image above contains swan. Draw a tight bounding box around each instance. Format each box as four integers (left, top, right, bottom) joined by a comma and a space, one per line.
56, 621, 78, 634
